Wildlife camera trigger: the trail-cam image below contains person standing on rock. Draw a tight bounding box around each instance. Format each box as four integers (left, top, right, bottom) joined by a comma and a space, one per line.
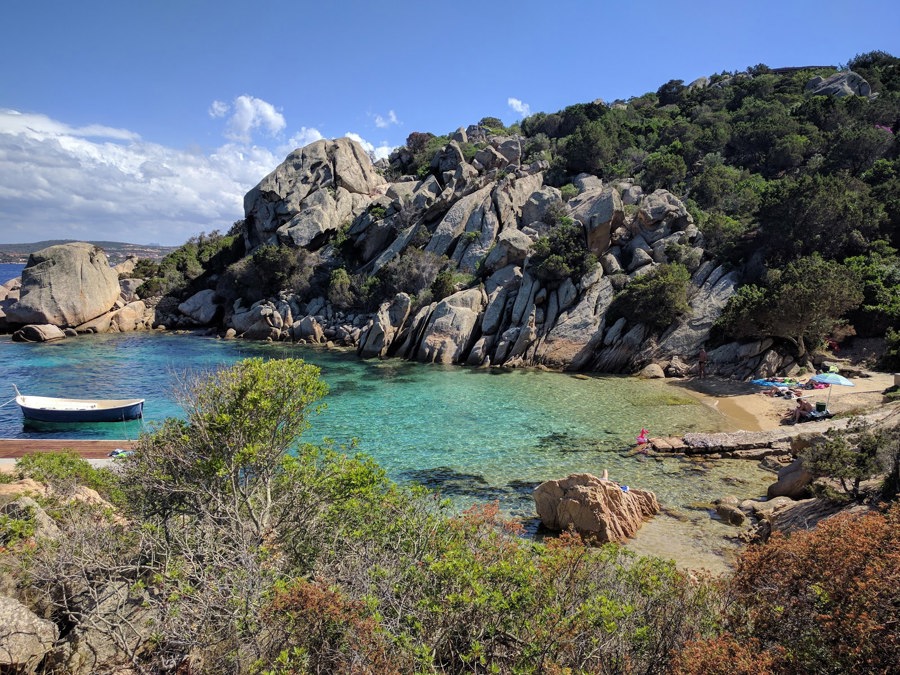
697, 346, 708, 379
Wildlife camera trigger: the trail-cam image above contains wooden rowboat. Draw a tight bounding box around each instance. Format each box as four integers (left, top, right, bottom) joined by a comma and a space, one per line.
13, 385, 144, 423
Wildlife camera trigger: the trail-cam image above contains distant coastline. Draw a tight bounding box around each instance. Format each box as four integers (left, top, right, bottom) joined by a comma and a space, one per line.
0, 240, 175, 265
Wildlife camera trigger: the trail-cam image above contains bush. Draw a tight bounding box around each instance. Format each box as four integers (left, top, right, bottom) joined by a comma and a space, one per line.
718, 505, 900, 673
327, 267, 355, 309
374, 249, 446, 302
0, 510, 36, 547
607, 263, 692, 330
799, 425, 882, 501
528, 221, 597, 283
15, 451, 124, 505
135, 231, 242, 299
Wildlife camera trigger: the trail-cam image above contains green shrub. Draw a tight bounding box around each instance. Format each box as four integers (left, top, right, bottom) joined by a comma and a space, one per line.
607, 263, 692, 330
374, 249, 446, 303
560, 183, 579, 201
529, 221, 597, 283
327, 267, 355, 309
0, 510, 36, 546
15, 451, 124, 506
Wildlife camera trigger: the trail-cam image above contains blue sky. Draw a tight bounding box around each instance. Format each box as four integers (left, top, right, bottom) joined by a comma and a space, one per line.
1, 0, 898, 246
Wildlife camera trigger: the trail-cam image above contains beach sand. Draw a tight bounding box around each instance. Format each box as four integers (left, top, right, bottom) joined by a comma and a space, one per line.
669, 370, 896, 432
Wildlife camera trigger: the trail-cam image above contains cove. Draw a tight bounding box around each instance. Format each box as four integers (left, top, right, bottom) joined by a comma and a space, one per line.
0, 331, 772, 571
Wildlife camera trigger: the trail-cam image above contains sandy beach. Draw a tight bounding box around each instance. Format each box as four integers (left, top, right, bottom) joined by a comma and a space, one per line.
670, 369, 896, 432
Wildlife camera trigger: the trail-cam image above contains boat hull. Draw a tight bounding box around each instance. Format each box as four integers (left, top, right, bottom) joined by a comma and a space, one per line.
18, 399, 144, 423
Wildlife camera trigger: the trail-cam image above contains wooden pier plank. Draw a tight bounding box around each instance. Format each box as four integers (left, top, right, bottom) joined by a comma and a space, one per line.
0, 439, 136, 459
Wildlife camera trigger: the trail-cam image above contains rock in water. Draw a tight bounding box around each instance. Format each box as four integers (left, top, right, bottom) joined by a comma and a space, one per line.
533, 472, 660, 543
6, 243, 120, 327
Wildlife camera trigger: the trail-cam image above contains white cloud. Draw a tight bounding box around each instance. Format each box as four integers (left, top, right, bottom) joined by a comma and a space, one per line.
507, 97, 531, 118
221, 95, 286, 143
374, 110, 399, 128
279, 126, 325, 155
0, 108, 140, 142
0, 108, 278, 245
344, 132, 394, 161
208, 100, 229, 118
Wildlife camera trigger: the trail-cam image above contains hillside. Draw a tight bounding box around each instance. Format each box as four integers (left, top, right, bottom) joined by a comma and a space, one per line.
4, 52, 898, 376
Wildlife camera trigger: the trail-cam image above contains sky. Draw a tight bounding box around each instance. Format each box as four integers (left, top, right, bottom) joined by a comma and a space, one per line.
1, 1, 898, 246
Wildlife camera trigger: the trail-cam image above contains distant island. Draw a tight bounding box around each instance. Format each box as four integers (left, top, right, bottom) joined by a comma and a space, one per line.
0, 240, 176, 265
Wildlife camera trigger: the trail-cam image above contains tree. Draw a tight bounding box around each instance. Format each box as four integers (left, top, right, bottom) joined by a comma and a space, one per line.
718, 254, 863, 360
123, 357, 328, 538
758, 174, 885, 264
800, 426, 882, 501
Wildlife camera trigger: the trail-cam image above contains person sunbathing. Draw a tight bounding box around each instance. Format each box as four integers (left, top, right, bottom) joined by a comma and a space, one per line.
790, 398, 815, 424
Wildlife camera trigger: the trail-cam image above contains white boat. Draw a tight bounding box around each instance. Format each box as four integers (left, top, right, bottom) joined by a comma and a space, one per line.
13, 385, 144, 423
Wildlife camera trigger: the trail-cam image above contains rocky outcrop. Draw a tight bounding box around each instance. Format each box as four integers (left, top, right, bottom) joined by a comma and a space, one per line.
6, 243, 120, 327
767, 458, 813, 499
416, 288, 487, 364
46, 581, 161, 675
358, 293, 411, 358
805, 71, 873, 98
0, 595, 59, 673
243, 138, 386, 251
533, 473, 660, 543
229, 301, 282, 340
569, 187, 624, 255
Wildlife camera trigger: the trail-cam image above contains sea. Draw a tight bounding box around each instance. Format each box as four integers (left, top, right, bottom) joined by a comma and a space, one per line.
0, 263, 25, 285
0, 260, 771, 569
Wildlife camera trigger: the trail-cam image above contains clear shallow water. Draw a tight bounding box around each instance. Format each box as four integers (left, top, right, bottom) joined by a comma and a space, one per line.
0, 331, 772, 571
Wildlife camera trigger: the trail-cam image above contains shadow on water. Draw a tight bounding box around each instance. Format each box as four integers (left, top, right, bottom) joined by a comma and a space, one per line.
399, 467, 543, 506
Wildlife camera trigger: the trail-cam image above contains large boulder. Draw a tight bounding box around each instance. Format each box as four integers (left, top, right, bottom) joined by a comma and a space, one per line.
178, 289, 220, 325
657, 264, 739, 359
416, 288, 487, 364
482, 229, 533, 273
229, 301, 282, 340
767, 458, 814, 499
6, 243, 120, 327
629, 190, 692, 244
569, 187, 624, 255
243, 138, 385, 250
805, 71, 872, 98
358, 293, 412, 358
0, 595, 59, 673
533, 473, 660, 543
425, 184, 494, 257
534, 270, 614, 369
109, 301, 147, 332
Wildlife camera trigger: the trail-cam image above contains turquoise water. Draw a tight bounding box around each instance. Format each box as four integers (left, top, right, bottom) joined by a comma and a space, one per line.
0, 331, 772, 569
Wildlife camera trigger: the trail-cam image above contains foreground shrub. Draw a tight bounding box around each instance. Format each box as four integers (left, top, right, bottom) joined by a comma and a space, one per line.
686, 505, 900, 674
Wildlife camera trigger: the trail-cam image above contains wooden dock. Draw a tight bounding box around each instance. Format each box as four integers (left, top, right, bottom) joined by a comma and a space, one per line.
0, 439, 136, 459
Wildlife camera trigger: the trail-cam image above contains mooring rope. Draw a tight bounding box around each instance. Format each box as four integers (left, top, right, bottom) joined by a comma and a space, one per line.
0, 396, 17, 409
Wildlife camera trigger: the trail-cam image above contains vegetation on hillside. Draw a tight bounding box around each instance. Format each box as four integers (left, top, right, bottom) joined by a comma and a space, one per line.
132, 52, 899, 366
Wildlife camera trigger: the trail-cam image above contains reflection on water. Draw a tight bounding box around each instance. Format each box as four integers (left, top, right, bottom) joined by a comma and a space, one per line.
0, 331, 772, 571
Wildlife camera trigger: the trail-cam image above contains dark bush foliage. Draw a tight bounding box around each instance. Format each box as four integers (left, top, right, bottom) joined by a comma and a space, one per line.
607, 263, 692, 330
